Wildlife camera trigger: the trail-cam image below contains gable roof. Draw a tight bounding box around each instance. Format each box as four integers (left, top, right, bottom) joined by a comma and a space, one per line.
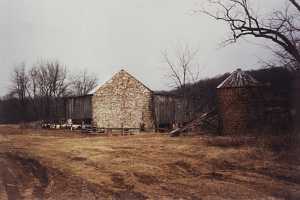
88, 69, 152, 95
217, 68, 260, 89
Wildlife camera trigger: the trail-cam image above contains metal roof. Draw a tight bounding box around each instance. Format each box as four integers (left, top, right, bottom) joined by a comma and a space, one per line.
217, 68, 260, 89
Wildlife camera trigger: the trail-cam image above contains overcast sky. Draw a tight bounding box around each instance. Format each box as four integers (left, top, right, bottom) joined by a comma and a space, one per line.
0, 0, 284, 95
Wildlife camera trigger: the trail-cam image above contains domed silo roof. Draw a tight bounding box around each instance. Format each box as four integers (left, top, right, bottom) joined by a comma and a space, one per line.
217, 68, 260, 89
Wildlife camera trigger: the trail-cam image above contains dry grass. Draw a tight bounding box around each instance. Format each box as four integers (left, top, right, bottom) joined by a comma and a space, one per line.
0, 126, 300, 199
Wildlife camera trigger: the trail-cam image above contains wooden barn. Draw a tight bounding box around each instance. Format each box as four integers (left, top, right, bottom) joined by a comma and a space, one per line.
65, 95, 92, 124
152, 92, 186, 130
216, 69, 265, 134
65, 69, 186, 131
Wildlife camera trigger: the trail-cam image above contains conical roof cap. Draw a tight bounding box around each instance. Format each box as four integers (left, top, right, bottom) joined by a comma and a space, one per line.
217, 68, 260, 89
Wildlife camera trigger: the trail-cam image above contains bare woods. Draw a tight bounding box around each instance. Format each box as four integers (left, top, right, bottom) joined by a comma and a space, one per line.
0, 60, 97, 123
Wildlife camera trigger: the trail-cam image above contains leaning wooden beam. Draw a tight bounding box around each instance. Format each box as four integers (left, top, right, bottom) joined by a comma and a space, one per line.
170, 109, 219, 137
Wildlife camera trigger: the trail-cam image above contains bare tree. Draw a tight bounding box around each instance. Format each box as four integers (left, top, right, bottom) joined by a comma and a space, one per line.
11, 63, 29, 101
162, 43, 200, 90
162, 43, 201, 121
201, 0, 300, 69
7, 60, 72, 122
28, 66, 39, 99
70, 69, 98, 96
10, 63, 30, 120
29, 60, 69, 120
27, 60, 69, 99
26, 66, 41, 119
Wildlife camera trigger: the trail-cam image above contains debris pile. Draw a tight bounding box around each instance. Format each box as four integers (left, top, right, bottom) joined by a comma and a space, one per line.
170, 109, 219, 137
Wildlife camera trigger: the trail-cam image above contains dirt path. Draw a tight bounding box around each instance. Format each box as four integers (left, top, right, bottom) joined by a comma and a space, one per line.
0, 156, 22, 200
0, 152, 113, 200
0, 152, 52, 200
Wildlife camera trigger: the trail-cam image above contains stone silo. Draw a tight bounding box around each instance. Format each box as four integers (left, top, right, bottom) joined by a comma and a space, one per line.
217, 69, 264, 134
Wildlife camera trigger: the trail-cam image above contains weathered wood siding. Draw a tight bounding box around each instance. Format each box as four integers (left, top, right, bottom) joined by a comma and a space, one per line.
92, 70, 154, 129
153, 94, 186, 127
65, 95, 92, 121
50, 98, 66, 121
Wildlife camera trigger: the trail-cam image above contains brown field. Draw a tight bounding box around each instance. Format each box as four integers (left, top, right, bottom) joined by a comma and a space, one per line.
0, 125, 300, 200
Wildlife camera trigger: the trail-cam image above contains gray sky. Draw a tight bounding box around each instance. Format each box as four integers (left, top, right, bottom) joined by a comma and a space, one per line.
0, 0, 283, 95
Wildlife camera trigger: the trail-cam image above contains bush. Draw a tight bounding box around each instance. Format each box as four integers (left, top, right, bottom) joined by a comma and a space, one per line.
205, 135, 255, 148
258, 133, 300, 153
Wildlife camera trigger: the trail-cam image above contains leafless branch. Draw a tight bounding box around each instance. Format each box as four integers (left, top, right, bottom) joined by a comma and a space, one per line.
200, 0, 300, 68
70, 69, 98, 96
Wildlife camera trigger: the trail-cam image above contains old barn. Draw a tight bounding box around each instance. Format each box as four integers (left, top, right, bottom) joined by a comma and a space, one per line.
65, 95, 92, 124
65, 69, 185, 131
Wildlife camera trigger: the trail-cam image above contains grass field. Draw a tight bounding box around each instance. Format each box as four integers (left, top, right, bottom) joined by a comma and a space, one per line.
0, 125, 300, 200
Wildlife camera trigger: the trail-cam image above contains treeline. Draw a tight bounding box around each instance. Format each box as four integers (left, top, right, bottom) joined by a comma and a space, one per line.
170, 67, 295, 118
0, 60, 97, 123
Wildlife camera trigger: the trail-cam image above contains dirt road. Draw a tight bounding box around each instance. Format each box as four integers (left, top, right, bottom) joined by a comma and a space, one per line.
0, 152, 109, 200
0, 152, 50, 200
0, 156, 21, 200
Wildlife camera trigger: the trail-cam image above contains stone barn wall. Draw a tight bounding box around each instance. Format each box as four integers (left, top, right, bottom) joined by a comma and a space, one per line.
217, 87, 264, 134
92, 70, 154, 129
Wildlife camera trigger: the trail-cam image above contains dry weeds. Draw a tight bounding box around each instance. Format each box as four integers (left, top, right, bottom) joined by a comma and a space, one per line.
0, 126, 299, 200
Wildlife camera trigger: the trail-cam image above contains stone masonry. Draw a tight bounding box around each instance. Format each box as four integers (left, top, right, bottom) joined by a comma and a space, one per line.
92, 70, 154, 129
